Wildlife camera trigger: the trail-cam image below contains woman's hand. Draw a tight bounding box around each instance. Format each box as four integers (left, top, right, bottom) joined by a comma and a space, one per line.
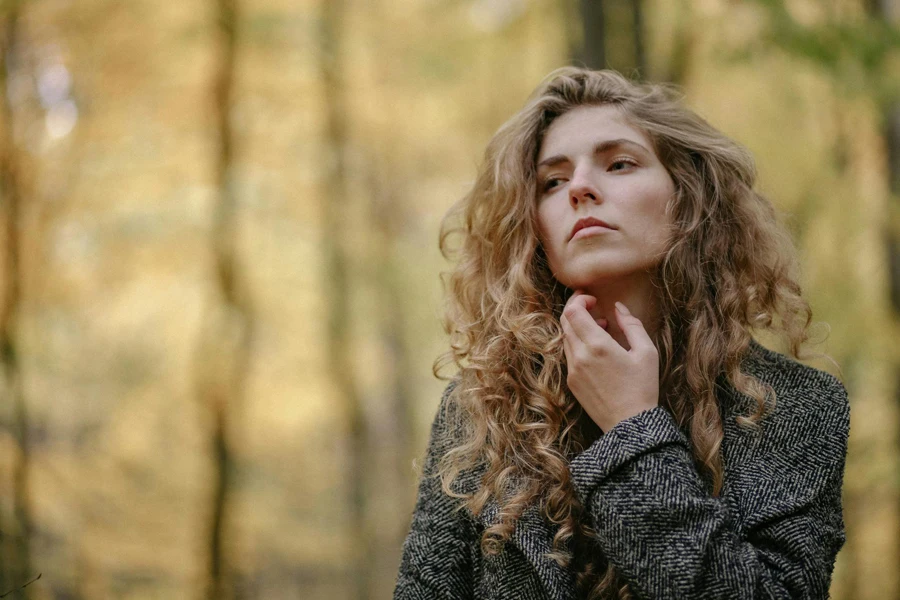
560, 291, 660, 433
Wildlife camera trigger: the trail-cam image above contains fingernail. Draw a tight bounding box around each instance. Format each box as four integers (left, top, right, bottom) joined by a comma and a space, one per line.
615, 301, 630, 315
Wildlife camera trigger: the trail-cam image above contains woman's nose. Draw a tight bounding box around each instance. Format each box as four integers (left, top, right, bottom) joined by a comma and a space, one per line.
569, 168, 601, 207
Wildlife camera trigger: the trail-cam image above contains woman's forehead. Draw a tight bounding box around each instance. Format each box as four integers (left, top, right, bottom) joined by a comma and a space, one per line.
538, 105, 653, 161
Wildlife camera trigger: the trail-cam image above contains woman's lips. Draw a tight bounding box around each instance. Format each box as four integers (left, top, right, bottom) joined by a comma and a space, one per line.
569, 217, 616, 240
571, 225, 613, 241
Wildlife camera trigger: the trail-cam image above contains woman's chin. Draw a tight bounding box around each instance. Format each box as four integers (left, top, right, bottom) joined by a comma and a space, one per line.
556, 263, 654, 291
559, 272, 625, 290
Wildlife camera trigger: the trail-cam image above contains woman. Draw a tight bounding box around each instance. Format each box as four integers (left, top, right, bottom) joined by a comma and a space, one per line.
394, 68, 849, 600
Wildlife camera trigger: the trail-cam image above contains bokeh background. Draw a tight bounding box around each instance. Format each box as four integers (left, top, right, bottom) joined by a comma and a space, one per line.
0, 0, 897, 598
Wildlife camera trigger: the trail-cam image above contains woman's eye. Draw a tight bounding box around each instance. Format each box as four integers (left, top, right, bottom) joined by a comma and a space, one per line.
610, 159, 636, 171
542, 178, 563, 192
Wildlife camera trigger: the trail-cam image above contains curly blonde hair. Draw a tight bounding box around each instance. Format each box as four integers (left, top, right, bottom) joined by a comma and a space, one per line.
434, 67, 819, 599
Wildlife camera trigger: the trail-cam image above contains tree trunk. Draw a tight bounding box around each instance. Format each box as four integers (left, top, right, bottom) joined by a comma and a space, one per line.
0, 3, 33, 598
576, 0, 650, 78
198, 1, 250, 599
578, 0, 606, 69
888, 108, 900, 312
631, 0, 646, 77
660, 0, 694, 85
870, 0, 900, 590
320, 1, 372, 598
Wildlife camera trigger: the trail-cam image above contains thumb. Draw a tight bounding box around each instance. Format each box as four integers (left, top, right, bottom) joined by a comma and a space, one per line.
614, 302, 653, 352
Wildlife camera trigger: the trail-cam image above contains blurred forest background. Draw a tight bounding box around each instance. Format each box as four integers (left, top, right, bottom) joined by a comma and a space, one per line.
0, 0, 897, 598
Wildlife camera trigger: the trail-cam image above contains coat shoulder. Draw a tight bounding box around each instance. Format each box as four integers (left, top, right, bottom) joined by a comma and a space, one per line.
421, 378, 487, 498
721, 341, 850, 535
427, 379, 466, 454
741, 340, 849, 428
721, 340, 850, 462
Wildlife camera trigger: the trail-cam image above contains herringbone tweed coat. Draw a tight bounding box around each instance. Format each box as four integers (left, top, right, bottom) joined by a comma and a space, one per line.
394, 341, 850, 599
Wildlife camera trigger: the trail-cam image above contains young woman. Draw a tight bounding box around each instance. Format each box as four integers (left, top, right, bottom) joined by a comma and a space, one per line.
394, 68, 849, 600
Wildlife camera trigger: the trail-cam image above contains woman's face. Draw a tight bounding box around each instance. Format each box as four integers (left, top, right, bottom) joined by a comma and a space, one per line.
535, 104, 676, 290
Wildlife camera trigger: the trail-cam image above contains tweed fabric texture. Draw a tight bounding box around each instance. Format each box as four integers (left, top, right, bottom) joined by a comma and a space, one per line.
394, 341, 850, 599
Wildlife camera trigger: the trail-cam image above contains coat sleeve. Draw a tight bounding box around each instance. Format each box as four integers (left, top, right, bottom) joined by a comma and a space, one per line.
394, 382, 475, 600
568, 374, 850, 600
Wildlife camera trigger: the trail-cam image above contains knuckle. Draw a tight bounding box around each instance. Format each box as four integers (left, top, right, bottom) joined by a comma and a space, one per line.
575, 348, 591, 369
587, 339, 606, 355
571, 348, 592, 367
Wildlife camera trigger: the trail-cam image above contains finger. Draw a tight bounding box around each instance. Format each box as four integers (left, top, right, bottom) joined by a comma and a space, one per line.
614, 302, 655, 354
565, 293, 608, 328
562, 317, 573, 360
561, 311, 574, 340
565, 291, 596, 314
561, 312, 576, 359
563, 298, 610, 345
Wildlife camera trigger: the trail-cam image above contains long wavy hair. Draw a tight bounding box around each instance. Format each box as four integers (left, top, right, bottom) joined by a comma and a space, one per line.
434, 67, 820, 599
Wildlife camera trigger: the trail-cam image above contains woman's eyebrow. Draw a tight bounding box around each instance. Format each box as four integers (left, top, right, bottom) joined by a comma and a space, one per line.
537, 138, 649, 169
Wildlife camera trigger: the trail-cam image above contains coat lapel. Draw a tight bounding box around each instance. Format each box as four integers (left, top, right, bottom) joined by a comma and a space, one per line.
479, 500, 576, 600
453, 460, 576, 599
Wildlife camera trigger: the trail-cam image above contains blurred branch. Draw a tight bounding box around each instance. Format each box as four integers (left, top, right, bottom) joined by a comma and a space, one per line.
0, 573, 40, 599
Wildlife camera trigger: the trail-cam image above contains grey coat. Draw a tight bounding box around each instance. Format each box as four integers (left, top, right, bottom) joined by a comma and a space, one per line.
393, 341, 850, 599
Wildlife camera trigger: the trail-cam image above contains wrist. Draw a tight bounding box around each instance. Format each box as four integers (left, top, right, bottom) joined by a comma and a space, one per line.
602, 405, 660, 433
